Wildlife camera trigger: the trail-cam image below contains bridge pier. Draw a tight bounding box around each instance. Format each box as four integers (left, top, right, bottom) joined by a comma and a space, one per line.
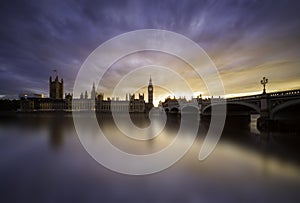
257, 93, 273, 131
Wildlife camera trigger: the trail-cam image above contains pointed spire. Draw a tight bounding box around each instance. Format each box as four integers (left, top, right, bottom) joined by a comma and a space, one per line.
149, 75, 152, 85
92, 82, 95, 92
91, 82, 96, 99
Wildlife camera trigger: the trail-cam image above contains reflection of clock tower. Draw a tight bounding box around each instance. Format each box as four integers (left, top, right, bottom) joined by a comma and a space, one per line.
148, 76, 153, 106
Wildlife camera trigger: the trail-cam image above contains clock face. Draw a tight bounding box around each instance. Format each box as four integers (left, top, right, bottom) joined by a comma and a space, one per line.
149, 87, 152, 91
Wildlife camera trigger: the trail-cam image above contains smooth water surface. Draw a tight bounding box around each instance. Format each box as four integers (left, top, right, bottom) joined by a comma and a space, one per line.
0, 113, 300, 202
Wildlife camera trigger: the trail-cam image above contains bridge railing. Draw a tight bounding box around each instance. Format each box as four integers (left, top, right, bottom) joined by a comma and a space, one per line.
226, 94, 262, 101
162, 89, 300, 109
268, 89, 300, 97
226, 89, 300, 101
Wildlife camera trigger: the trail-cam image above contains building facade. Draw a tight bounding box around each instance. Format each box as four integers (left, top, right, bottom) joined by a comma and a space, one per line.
20, 75, 154, 113
49, 75, 63, 99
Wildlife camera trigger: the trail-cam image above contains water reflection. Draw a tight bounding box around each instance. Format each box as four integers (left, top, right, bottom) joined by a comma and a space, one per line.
250, 114, 260, 134
49, 115, 64, 149
0, 113, 299, 202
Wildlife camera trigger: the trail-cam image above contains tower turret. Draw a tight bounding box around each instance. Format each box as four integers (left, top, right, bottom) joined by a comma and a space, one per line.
49, 72, 63, 99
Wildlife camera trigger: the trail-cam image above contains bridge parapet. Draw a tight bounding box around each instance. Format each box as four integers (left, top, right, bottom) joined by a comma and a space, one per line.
226, 89, 300, 102
268, 89, 300, 97
226, 94, 262, 102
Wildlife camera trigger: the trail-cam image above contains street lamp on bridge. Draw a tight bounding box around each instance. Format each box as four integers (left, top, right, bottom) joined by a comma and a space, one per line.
261, 77, 268, 94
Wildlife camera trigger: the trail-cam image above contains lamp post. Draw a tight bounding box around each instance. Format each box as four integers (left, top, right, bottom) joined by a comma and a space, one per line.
261, 77, 268, 94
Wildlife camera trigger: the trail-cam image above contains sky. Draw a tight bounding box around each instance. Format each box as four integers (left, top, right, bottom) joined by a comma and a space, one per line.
1, 0, 300, 105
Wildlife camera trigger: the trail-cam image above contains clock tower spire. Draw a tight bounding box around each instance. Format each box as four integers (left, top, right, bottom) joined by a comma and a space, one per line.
148, 76, 153, 106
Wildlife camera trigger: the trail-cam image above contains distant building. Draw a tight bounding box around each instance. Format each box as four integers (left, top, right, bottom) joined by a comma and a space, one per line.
49, 75, 63, 99
71, 76, 153, 112
20, 73, 65, 111
20, 74, 155, 113
128, 93, 146, 112
20, 97, 65, 112
19, 93, 44, 99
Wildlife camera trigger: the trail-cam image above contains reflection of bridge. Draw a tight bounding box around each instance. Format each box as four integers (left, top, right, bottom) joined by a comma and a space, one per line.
161, 89, 300, 129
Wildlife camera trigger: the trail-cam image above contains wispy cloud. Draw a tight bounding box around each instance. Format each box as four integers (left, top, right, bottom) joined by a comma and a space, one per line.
0, 0, 299, 99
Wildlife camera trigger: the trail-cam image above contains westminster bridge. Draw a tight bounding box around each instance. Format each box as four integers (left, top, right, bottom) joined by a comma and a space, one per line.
161, 88, 300, 130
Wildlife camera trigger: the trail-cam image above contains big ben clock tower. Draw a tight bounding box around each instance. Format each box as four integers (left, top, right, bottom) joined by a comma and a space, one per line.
148, 76, 153, 106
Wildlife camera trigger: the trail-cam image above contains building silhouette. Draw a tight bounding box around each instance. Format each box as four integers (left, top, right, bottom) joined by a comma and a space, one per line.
148, 76, 153, 105
20, 74, 155, 112
49, 75, 63, 99
91, 82, 96, 99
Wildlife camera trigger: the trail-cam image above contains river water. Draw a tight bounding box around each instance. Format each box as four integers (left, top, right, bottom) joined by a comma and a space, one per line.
0, 113, 299, 202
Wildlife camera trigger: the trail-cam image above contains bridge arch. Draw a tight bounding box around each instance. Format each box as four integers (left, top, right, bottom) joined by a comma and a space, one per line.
181, 105, 200, 113
227, 101, 260, 113
202, 101, 260, 114
170, 107, 179, 113
164, 108, 170, 113
270, 99, 300, 119
163, 107, 180, 113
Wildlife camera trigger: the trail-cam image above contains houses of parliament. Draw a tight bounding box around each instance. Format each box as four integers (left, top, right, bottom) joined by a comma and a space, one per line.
20, 74, 154, 112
